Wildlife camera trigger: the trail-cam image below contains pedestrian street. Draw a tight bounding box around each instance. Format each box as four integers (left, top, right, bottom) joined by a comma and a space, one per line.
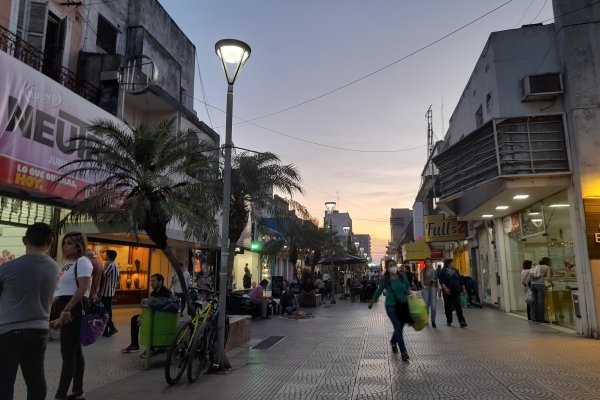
17, 300, 598, 400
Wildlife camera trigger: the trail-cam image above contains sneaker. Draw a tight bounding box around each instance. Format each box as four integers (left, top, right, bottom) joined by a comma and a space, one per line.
447, 322, 452, 326
66, 392, 85, 400
460, 322, 468, 328
431, 322, 437, 328
390, 343, 399, 354
121, 346, 140, 353
401, 352, 410, 361
139, 350, 147, 358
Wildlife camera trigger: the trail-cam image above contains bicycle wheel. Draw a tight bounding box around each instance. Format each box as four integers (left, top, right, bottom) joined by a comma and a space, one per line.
187, 323, 210, 383
165, 322, 194, 385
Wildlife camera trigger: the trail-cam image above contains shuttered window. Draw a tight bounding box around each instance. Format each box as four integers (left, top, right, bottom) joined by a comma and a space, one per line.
96, 14, 117, 54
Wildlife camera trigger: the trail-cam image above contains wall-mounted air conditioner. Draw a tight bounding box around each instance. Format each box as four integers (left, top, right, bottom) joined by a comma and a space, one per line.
520, 73, 563, 102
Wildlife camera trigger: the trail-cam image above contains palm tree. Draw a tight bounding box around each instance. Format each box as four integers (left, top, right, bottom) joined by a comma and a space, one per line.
57, 119, 219, 312
227, 151, 303, 282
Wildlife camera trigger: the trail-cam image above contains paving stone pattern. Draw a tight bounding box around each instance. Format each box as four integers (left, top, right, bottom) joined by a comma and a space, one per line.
14, 301, 600, 399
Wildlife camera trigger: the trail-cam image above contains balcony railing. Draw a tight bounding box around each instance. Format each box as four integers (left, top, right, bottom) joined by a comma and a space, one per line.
434, 115, 570, 199
0, 25, 99, 103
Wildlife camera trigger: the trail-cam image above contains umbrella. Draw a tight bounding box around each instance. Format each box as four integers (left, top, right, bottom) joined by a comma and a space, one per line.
317, 253, 367, 265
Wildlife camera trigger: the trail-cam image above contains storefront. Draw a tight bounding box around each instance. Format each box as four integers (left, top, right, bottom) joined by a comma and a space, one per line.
501, 190, 577, 329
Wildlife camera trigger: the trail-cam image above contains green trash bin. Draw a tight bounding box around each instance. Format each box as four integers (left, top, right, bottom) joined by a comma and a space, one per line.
139, 307, 178, 348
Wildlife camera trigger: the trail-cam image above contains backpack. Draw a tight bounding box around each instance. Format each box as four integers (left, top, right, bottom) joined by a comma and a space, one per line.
530, 265, 542, 279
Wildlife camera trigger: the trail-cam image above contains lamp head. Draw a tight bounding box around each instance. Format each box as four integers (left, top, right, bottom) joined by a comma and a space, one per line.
215, 39, 251, 85
342, 226, 350, 234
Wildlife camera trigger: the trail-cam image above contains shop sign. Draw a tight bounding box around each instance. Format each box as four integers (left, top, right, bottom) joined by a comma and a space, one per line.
583, 198, 600, 259
0, 51, 118, 202
502, 214, 521, 234
430, 248, 444, 260
423, 215, 467, 243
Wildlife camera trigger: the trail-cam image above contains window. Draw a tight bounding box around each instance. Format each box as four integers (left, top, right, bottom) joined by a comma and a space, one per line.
475, 105, 483, 128
96, 14, 117, 54
486, 93, 492, 113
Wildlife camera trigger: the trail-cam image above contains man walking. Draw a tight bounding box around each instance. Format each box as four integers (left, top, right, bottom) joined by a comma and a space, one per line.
0, 222, 59, 400
100, 250, 120, 337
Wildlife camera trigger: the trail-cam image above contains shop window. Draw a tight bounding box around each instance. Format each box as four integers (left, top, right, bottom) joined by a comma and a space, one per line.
96, 14, 117, 54
475, 105, 483, 128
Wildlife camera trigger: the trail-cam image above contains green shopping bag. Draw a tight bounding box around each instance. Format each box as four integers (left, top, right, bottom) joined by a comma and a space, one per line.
460, 292, 468, 308
408, 294, 428, 331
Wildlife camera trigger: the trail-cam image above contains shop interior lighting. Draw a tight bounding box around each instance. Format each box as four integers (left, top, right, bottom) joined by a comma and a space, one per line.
528, 212, 541, 215
495, 205, 509, 210
549, 204, 569, 208
513, 194, 529, 200
482, 214, 494, 218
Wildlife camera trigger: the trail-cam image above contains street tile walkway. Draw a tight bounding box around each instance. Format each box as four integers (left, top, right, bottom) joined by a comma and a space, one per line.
14, 300, 600, 399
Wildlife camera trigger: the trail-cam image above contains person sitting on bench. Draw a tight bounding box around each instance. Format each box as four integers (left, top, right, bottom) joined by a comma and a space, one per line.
121, 274, 172, 354
249, 279, 271, 319
280, 280, 298, 315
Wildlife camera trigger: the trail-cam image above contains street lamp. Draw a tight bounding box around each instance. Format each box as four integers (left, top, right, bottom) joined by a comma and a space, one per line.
215, 38, 251, 371
325, 201, 337, 305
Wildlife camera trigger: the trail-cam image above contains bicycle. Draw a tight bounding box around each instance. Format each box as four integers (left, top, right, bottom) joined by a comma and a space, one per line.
164, 288, 228, 385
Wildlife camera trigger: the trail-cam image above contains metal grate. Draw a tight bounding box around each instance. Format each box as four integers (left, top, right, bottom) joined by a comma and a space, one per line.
251, 336, 285, 350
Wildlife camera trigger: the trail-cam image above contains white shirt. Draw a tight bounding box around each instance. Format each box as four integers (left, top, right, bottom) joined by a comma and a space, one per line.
56, 256, 93, 297
172, 271, 191, 294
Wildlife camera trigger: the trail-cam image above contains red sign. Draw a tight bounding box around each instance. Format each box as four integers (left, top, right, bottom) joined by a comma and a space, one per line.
431, 249, 444, 260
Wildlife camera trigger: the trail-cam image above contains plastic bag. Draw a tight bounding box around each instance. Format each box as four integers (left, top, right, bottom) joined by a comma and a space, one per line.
524, 288, 534, 305
141, 297, 179, 313
460, 292, 468, 308
408, 294, 428, 331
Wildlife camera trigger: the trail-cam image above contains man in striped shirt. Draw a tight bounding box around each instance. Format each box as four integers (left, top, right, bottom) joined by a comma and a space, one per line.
100, 250, 120, 337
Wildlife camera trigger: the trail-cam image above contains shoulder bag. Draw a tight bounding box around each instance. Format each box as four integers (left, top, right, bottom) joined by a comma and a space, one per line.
75, 260, 108, 346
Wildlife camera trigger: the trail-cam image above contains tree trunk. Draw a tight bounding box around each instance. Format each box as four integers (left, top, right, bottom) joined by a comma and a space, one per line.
162, 246, 194, 316
226, 242, 237, 289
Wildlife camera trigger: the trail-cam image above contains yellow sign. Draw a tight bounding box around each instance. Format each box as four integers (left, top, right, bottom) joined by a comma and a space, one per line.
424, 215, 467, 243
402, 240, 431, 261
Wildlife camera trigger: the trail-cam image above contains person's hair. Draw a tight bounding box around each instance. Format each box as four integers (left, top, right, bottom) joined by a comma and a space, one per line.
424, 257, 432, 263
443, 259, 454, 268
105, 249, 117, 261
151, 273, 165, 283
539, 257, 550, 266
260, 279, 269, 286
62, 232, 87, 258
522, 260, 533, 270
384, 259, 397, 269
25, 222, 53, 247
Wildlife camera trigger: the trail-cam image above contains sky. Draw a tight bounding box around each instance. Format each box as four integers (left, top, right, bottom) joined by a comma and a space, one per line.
158, 0, 555, 261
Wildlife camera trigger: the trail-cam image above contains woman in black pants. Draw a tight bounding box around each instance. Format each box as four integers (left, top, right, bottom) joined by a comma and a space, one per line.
53, 232, 94, 400
439, 259, 468, 328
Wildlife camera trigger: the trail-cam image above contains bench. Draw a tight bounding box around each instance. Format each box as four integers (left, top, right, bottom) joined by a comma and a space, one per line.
295, 293, 323, 307
225, 315, 251, 351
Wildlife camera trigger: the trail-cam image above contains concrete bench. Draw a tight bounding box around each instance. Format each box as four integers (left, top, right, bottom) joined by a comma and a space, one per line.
295, 293, 323, 307
225, 315, 251, 351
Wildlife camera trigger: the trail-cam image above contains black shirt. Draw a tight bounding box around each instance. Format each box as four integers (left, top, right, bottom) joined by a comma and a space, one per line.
439, 268, 464, 294
150, 285, 172, 299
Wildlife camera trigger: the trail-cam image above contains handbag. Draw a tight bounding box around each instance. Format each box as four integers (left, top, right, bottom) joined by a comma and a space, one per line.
75, 260, 108, 346
524, 288, 534, 305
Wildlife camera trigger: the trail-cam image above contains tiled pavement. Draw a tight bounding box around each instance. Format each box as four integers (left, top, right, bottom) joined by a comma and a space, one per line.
14, 300, 600, 399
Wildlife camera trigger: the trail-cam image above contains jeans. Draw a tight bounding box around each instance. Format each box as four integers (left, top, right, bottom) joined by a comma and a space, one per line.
531, 284, 547, 322
422, 286, 437, 323
385, 306, 407, 354
130, 315, 141, 348
55, 298, 85, 400
251, 299, 268, 317
443, 292, 466, 324
101, 296, 115, 333
0, 329, 48, 400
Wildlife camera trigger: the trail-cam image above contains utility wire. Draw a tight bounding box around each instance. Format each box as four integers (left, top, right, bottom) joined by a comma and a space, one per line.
530, 0, 548, 24
539, 0, 600, 23
191, 95, 425, 153
515, 0, 537, 28
232, 0, 515, 125
195, 52, 219, 133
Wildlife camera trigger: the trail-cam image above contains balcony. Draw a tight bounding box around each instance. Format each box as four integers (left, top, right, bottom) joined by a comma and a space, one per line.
433, 115, 572, 219
0, 25, 99, 103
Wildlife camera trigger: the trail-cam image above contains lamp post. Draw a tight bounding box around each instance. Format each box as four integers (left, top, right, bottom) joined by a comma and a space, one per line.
342, 226, 350, 297
325, 201, 337, 305
215, 38, 250, 370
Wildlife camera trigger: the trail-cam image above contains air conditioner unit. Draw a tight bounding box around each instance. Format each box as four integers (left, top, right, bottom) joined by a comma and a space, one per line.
521, 73, 563, 102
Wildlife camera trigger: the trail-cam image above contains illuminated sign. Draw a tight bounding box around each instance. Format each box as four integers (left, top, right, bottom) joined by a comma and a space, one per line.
424, 215, 467, 243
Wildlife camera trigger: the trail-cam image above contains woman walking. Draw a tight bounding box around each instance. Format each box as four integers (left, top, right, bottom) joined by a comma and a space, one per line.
368, 259, 412, 361
439, 259, 468, 328
53, 232, 93, 400
420, 258, 438, 327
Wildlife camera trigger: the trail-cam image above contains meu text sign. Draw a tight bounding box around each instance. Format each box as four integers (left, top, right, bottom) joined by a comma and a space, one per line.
424, 215, 467, 243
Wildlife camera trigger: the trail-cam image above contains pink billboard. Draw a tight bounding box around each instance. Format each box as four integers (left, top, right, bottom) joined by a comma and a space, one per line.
0, 51, 117, 201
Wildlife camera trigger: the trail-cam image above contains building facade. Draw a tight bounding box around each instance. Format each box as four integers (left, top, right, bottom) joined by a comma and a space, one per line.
389, 208, 412, 260
0, 0, 219, 304
415, 0, 600, 337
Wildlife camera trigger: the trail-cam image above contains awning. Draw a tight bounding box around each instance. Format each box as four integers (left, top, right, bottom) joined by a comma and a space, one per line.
401, 240, 431, 261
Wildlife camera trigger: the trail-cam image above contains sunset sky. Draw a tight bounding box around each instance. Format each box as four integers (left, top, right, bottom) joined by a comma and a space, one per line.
159, 0, 554, 260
